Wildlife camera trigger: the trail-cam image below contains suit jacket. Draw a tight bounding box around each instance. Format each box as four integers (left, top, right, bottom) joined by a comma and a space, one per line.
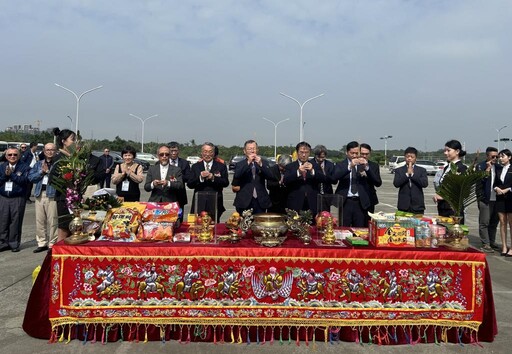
283, 160, 326, 215
266, 164, 289, 213
233, 158, 274, 210
171, 157, 190, 208
0, 161, 30, 197
333, 158, 373, 210
144, 163, 183, 202
476, 160, 501, 204
311, 158, 336, 195
393, 164, 428, 213
366, 160, 382, 208
187, 160, 229, 216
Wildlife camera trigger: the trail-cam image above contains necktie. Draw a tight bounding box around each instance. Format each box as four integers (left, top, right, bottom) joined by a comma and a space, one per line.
205, 163, 210, 172
350, 166, 358, 194
320, 162, 325, 194
301, 163, 307, 181
251, 163, 257, 198
172, 160, 177, 166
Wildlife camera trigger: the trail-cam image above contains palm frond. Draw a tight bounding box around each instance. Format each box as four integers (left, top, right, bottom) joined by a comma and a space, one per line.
437, 162, 487, 216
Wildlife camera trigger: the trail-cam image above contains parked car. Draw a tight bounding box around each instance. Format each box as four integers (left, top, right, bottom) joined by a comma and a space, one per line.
388, 156, 405, 173
228, 155, 245, 171
91, 151, 150, 172
136, 152, 159, 165
186, 156, 201, 165
436, 161, 448, 170
415, 160, 438, 176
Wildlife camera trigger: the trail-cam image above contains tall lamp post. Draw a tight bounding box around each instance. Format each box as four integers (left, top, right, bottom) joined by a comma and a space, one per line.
496, 125, 508, 151
66, 115, 72, 128
55, 83, 103, 135
380, 135, 393, 166
280, 92, 324, 142
129, 114, 159, 153
262, 117, 290, 159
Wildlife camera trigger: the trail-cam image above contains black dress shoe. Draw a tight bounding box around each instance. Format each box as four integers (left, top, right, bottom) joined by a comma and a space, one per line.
501, 248, 510, 256
33, 246, 48, 253
0, 245, 10, 252
11, 247, 20, 252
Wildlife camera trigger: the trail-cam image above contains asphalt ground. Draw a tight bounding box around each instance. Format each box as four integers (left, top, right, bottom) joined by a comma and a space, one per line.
1, 168, 511, 353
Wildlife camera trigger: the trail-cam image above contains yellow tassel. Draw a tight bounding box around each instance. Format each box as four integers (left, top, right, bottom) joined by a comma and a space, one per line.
32, 266, 41, 285
324, 327, 328, 343
66, 325, 72, 344
238, 326, 243, 344
231, 326, 235, 343
144, 325, 148, 343
58, 327, 65, 342
441, 328, 448, 343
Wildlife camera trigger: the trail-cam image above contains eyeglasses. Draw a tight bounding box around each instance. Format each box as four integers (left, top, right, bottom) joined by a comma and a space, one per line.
45, 149, 56, 152
7, 153, 18, 157
159, 153, 170, 157
20, 146, 27, 149
491, 155, 498, 159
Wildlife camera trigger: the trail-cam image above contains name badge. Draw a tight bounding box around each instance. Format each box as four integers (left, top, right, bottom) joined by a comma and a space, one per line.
122, 180, 130, 192
5, 181, 13, 192
42, 175, 49, 185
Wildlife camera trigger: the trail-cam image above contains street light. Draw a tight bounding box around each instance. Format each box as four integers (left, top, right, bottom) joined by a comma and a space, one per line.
129, 113, 159, 153
380, 135, 393, 166
55, 83, 103, 135
66, 115, 72, 128
494, 138, 511, 149
262, 117, 290, 159
496, 125, 507, 151
280, 92, 324, 142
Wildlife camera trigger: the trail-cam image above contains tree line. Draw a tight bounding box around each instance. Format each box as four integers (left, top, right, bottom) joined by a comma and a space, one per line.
1, 130, 477, 165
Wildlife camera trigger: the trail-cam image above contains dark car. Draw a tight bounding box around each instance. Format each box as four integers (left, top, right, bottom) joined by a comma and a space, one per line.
92, 151, 150, 172
228, 155, 245, 171
229, 155, 276, 171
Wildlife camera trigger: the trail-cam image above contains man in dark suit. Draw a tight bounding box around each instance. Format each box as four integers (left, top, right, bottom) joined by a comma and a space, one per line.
20, 142, 38, 203
393, 147, 429, 214
334, 141, 380, 227
267, 154, 291, 214
187, 142, 229, 222
144, 145, 183, 202
167, 142, 190, 222
283, 141, 326, 218
311, 144, 337, 213
233, 140, 274, 215
360, 143, 382, 217
0, 148, 31, 252
98, 148, 114, 188
476, 147, 501, 252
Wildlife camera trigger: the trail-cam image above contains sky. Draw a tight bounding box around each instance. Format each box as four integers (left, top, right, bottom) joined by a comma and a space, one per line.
1, 0, 511, 153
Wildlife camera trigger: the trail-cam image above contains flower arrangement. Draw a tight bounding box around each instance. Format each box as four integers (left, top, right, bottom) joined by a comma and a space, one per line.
50, 145, 95, 210
82, 193, 122, 211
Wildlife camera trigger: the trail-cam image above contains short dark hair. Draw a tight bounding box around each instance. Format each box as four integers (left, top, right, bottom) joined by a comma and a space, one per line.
360, 143, 371, 151
295, 141, 311, 152
168, 141, 180, 149
29, 142, 38, 148
445, 139, 466, 157
404, 147, 418, 156
485, 146, 498, 155
121, 145, 137, 158
346, 141, 359, 151
244, 139, 257, 148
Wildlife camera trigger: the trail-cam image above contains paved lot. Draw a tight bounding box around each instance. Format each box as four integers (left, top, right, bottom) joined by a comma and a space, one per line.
1, 168, 510, 353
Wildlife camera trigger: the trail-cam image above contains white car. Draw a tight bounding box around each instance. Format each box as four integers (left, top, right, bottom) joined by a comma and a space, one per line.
415, 160, 438, 176
186, 156, 201, 165
136, 153, 159, 165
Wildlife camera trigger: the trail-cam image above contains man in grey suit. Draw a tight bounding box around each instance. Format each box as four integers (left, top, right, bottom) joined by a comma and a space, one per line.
144, 145, 183, 202
393, 147, 428, 214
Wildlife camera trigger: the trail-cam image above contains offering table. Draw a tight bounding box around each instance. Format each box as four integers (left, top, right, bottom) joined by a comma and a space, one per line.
23, 225, 497, 344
